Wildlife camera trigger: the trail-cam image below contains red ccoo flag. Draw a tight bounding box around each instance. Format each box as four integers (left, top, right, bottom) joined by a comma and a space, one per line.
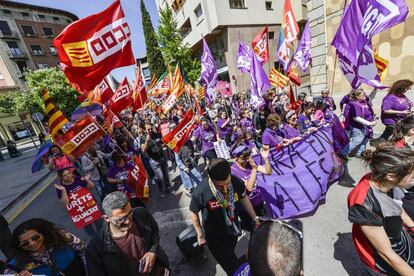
132, 64, 148, 111
252, 26, 269, 63
54, 1, 135, 92
128, 156, 149, 202
162, 109, 196, 153
110, 77, 133, 113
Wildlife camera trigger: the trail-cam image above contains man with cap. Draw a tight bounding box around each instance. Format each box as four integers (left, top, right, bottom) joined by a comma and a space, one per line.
190, 158, 260, 275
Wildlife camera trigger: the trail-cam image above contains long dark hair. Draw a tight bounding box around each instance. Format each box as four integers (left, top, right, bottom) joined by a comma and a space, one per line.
391, 115, 414, 143
10, 218, 71, 259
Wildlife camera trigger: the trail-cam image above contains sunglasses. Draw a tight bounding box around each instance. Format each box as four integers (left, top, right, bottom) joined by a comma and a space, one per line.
19, 233, 42, 248
258, 217, 303, 240
111, 210, 133, 225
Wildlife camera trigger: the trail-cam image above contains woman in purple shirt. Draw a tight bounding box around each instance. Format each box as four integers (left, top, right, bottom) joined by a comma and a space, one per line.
341, 89, 378, 159
320, 87, 336, 111
193, 117, 218, 161
281, 110, 302, 140
217, 111, 233, 146
379, 79, 413, 140
231, 145, 271, 231
261, 114, 285, 150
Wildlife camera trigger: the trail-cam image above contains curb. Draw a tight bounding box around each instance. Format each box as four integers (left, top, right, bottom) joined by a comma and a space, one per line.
0, 170, 53, 220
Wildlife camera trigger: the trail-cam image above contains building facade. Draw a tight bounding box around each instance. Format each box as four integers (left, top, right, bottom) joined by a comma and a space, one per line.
0, 1, 77, 145
137, 56, 152, 86
155, 0, 307, 93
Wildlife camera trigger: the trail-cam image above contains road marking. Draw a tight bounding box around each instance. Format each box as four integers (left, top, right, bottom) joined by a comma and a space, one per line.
7, 176, 56, 223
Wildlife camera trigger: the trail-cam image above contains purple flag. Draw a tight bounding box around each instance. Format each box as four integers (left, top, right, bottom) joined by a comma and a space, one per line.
200, 37, 217, 103
249, 50, 270, 108
237, 41, 252, 73
332, 0, 408, 64
293, 21, 312, 72
253, 126, 343, 219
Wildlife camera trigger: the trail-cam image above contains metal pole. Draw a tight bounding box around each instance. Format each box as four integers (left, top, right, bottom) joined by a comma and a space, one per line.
35, 113, 46, 133
19, 114, 38, 150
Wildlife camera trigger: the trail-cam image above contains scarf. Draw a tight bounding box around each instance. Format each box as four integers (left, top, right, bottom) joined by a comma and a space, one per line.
208, 178, 241, 236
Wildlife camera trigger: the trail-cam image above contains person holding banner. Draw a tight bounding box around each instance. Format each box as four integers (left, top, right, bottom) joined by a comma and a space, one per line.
297, 102, 319, 134
5, 218, 86, 276
281, 110, 301, 139
341, 89, 378, 159
261, 114, 285, 150
231, 145, 271, 231
54, 168, 102, 237
379, 79, 413, 141
190, 159, 260, 275
348, 145, 414, 275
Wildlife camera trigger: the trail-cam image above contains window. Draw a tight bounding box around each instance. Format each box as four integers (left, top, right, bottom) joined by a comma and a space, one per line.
229, 0, 246, 8
66, 19, 72, 24
53, 16, 60, 21
30, 45, 44, 55
16, 61, 27, 73
3, 9, 11, 15
268, 31, 274, 39
7, 41, 23, 57
142, 67, 150, 78
38, 63, 50, 69
7, 41, 19, 51
38, 14, 45, 20
21, 25, 35, 35
0, 73, 4, 80
265, 1, 273, 10
42, 27, 54, 36
194, 4, 203, 20
0, 21, 12, 35
21, 12, 29, 17
49, 46, 57, 55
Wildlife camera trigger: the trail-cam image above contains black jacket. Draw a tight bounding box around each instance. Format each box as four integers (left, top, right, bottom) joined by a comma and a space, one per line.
86, 207, 169, 276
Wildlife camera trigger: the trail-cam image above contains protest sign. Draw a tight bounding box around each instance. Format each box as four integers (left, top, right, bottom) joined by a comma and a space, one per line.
254, 127, 343, 219
66, 188, 102, 229
214, 140, 231, 159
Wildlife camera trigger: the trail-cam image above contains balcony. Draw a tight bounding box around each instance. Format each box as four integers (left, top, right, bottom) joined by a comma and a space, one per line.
21, 32, 38, 38
42, 34, 55, 39
30, 51, 46, 56
7, 50, 28, 59
0, 30, 19, 39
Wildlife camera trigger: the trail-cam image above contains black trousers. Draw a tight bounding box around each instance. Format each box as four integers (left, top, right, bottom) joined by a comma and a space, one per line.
379, 125, 394, 140
206, 235, 240, 275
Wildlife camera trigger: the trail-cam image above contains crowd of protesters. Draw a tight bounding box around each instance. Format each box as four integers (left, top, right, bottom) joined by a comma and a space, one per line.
1, 78, 414, 275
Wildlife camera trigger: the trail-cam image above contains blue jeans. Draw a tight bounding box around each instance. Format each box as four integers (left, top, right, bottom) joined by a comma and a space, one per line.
341, 127, 369, 157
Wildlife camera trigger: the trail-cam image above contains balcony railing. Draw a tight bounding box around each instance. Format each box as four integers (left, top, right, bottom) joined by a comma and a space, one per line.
30, 51, 46, 56
7, 50, 28, 59
0, 30, 19, 39
21, 32, 38, 37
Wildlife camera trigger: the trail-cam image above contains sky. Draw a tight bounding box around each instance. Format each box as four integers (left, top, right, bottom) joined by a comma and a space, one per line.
14, 0, 161, 82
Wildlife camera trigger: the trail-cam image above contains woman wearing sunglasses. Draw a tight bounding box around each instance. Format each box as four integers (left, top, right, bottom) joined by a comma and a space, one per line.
348, 145, 414, 275
231, 145, 271, 231
320, 87, 336, 111
281, 110, 302, 140
5, 218, 86, 276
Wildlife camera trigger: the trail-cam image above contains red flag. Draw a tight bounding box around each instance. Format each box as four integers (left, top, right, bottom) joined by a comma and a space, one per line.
162, 109, 196, 153
53, 1, 135, 92
56, 114, 104, 159
252, 26, 269, 63
162, 65, 185, 113
128, 156, 149, 201
110, 77, 132, 113
94, 78, 114, 104
289, 83, 296, 104
132, 64, 148, 111
288, 63, 301, 86
103, 110, 122, 134
283, 0, 300, 42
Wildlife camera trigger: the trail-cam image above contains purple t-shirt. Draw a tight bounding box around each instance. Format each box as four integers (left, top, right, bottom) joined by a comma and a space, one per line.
231, 163, 263, 207
217, 118, 232, 139
107, 163, 136, 198
56, 176, 87, 199
240, 118, 253, 131
194, 124, 215, 154
261, 128, 283, 148
281, 123, 301, 139
348, 100, 375, 129
322, 96, 336, 110
381, 94, 412, 125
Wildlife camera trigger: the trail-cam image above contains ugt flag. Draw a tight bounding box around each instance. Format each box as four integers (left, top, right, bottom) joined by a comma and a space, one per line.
200, 38, 217, 104
293, 21, 312, 72
249, 50, 270, 109
237, 41, 253, 73
162, 109, 197, 153
252, 26, 269, 63
54, 1, 135, 92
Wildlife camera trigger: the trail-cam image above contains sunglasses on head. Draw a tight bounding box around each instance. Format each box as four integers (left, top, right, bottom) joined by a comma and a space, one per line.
258, 217, 303, 240
111, 210, 133, 225
19, 233, 42, 248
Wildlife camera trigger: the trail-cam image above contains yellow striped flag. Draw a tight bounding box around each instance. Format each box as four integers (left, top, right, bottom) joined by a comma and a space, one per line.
374, 53, 389, 82
269, 68, 289, 88
42, 88, 69, 139
197, 86, 206, 102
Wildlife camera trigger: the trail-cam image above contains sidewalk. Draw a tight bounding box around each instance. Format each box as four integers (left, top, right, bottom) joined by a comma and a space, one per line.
0, 143, 50, 212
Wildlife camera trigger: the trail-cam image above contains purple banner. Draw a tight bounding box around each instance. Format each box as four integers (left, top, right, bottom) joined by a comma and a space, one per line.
253, 126, 343, 219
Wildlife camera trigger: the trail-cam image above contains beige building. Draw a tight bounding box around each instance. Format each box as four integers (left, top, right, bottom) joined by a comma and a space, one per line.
0, 1, 77, 145
155, 0, 307, 93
